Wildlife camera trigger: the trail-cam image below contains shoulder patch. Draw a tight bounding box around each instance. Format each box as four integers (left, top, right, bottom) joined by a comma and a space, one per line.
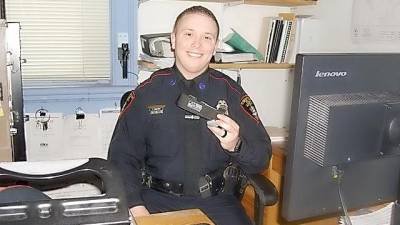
240, 95, 260, 122
137, 69, 172, 90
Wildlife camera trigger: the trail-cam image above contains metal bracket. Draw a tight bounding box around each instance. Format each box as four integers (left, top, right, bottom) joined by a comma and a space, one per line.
138, 0, 150, 6
236, 69, 242, 86
0, 82, 2, 101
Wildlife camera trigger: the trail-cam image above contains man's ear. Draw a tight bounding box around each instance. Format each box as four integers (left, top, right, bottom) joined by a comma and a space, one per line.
171, 32, 176, 50
213, 39, 220, 55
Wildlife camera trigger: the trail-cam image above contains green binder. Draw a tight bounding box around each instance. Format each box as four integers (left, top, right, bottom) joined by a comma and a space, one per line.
223, 28, 263, 61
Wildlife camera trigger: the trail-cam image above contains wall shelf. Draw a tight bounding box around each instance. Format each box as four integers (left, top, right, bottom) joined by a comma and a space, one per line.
244, 0, 317, 6
210, 62, 294, 69
139, 60, 294, 71
172, 0, 317, 6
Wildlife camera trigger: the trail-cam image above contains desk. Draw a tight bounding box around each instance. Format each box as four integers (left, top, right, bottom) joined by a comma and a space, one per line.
135, 209, 215, 225
241, 143, 338, 225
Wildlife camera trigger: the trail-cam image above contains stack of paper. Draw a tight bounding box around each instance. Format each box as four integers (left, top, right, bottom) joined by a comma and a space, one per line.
140, 53, 174, 69
339, 202, 394, 225
214, 52, 257, 63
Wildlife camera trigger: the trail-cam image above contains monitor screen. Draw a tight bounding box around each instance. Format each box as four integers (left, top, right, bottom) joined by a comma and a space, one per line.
281, 53, 400, 222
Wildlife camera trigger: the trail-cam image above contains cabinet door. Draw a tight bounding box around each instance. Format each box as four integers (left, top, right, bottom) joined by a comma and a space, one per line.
0, 20, 12, 161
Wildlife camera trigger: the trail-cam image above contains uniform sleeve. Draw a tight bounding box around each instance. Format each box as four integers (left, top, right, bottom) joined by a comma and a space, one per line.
107, 91, 147, 208
228, 92, 272, 174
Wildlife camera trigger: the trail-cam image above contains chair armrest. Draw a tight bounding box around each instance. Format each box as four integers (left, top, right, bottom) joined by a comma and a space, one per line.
247, 173, 278, 206
246, 173, 278, 225
0, 158, 119, 193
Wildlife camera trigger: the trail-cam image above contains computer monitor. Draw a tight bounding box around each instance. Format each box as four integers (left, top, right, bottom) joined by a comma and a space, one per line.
281, 53, 400, 222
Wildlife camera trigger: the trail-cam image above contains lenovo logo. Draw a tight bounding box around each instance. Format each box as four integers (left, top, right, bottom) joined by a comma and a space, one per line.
315, 70, 348, 78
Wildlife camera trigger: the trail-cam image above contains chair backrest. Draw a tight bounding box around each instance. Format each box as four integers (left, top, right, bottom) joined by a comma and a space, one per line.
120, 90, 132, 110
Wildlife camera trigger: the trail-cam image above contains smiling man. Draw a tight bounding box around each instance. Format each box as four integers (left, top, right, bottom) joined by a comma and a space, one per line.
171, 8, 218, 79
108, 6, 272, 225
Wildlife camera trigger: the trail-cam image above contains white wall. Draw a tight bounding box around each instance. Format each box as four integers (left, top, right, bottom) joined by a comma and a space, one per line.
296, 0, 400, 53
221, 69, 294, 129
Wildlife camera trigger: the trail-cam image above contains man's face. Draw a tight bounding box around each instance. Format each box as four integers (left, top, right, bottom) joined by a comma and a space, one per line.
171, 13, 218, 79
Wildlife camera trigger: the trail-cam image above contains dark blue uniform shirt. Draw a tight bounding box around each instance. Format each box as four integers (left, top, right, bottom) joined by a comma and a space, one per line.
108, 66, 271, 208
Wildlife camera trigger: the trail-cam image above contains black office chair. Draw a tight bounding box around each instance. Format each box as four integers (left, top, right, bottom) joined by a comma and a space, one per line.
241, 173, 278, 225
120, 90, 279, 225
120, 90, 132, 111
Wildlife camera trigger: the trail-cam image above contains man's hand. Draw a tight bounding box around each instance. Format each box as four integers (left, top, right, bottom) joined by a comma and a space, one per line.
207, 114, 240, 152
129, 205, 150, 217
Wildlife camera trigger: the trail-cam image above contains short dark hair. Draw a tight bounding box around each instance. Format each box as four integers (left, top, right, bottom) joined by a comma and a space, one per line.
173, 6, 220, 39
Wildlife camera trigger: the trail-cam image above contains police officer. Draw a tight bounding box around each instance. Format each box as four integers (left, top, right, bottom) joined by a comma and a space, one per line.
108, 6, 271, 225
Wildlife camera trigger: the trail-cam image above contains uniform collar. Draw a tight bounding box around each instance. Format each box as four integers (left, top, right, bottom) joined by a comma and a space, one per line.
171, 64, 210, 88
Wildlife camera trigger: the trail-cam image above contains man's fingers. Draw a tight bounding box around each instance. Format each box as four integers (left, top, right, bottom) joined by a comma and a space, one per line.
208, 125, 226, 138
217, 114, 239, 130
217, 114, 231, 123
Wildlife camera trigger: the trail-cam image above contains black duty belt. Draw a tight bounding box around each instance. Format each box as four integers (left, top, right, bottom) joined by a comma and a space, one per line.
142, 165, 244, 198
145, 175, 184, 197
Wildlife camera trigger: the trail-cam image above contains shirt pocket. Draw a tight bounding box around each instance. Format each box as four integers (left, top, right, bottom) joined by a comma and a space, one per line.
146, 111, 180, 157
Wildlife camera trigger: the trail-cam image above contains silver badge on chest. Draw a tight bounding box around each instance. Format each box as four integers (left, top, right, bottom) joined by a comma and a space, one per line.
216, 100, 228, 115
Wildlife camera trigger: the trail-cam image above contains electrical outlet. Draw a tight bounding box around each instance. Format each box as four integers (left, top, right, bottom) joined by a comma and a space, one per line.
117, 33, 129, 47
